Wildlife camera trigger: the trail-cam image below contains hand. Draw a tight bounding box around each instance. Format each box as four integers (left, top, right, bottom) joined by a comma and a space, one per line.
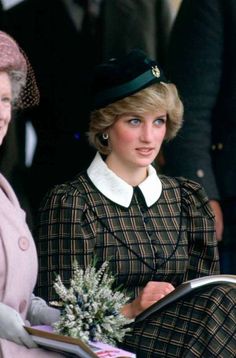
27, 294, 60, 326
0, 302, 37, 348
121, 281, 175, 319
209, 200, 224, 241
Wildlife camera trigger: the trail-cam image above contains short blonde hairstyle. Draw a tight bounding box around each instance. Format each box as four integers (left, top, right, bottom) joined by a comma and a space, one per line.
88, 82, 184, 155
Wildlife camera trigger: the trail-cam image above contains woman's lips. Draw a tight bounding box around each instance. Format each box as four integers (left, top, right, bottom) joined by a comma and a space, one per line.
136, 147, 154, 155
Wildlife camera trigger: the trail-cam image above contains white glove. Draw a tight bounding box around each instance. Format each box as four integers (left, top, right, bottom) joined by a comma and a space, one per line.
27, 294, 61, 326
0, 302, 37, 348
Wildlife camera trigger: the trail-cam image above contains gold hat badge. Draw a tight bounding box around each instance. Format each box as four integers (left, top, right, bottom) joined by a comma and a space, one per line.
151, 65, 160, 78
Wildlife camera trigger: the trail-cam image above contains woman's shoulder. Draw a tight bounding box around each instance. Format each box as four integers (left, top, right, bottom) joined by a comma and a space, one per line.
160, 174, 201, 188
39, 171, 92, 208
159, 175, 214, 216
160, 174, 206, 193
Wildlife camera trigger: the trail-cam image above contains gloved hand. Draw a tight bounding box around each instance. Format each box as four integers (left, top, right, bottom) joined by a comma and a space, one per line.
27, 294, 61, 326
0, 302, 37, 348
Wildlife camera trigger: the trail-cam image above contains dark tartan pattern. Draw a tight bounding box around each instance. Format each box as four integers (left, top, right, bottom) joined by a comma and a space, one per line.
35, 172, 236, 357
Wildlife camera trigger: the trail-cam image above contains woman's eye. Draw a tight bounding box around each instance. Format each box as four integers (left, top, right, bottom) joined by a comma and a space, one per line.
1, 96, 11, 104
154, 117, 167, 126
129, 118, 141, 126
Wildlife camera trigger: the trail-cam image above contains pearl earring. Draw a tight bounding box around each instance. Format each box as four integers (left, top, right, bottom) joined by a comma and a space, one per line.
102, 132, 109, 140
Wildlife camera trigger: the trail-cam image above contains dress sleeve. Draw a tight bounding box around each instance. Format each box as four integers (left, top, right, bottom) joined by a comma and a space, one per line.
35, 183, 97, 302
177, 177, 220, 281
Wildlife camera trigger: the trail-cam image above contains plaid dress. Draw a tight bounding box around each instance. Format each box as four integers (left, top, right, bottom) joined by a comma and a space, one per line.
36, 154, 236, 357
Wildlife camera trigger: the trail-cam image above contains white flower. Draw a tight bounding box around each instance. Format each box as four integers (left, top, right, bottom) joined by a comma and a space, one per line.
52, 259, 134, 345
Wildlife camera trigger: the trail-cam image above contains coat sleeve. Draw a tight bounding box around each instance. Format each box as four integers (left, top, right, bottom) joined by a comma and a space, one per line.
177, 177, 220, 281
163, 0, 224, 200
34, 183, 97, 302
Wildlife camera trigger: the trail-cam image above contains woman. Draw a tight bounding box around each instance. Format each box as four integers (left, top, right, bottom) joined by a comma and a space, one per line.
0, 31, 63, 357
36, 49, 236, 357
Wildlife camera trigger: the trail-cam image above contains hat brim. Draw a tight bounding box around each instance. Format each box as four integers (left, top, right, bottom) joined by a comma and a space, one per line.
91, 67, 166, 110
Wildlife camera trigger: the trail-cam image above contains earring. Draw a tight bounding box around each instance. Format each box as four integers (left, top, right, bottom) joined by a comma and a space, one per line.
102, 132, 109, 140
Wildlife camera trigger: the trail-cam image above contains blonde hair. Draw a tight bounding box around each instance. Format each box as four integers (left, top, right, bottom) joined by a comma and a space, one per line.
88, 82, 184, 155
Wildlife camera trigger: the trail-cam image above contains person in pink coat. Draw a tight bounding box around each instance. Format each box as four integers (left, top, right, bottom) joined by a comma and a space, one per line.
0, 30, 64, 357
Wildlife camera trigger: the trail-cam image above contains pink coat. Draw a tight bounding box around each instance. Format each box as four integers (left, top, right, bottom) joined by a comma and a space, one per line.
0, 174, 63, 357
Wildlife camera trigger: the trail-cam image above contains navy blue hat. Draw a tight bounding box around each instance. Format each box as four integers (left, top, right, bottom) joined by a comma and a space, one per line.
90, 49, 167, 110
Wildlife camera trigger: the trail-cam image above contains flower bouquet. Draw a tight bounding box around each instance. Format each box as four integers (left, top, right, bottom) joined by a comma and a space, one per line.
52, 260, 134, 345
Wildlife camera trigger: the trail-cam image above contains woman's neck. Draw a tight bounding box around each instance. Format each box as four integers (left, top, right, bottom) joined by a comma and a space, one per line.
105, 158, 148, 187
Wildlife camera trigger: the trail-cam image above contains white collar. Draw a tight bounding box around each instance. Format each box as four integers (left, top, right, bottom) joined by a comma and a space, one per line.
87, 152, 162, 208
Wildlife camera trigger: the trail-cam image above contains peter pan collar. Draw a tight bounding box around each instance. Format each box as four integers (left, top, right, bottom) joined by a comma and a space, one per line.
87, 152, 162, 208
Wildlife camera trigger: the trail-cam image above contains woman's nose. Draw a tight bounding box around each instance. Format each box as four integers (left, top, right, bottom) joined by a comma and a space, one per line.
140, 124, 153, 141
